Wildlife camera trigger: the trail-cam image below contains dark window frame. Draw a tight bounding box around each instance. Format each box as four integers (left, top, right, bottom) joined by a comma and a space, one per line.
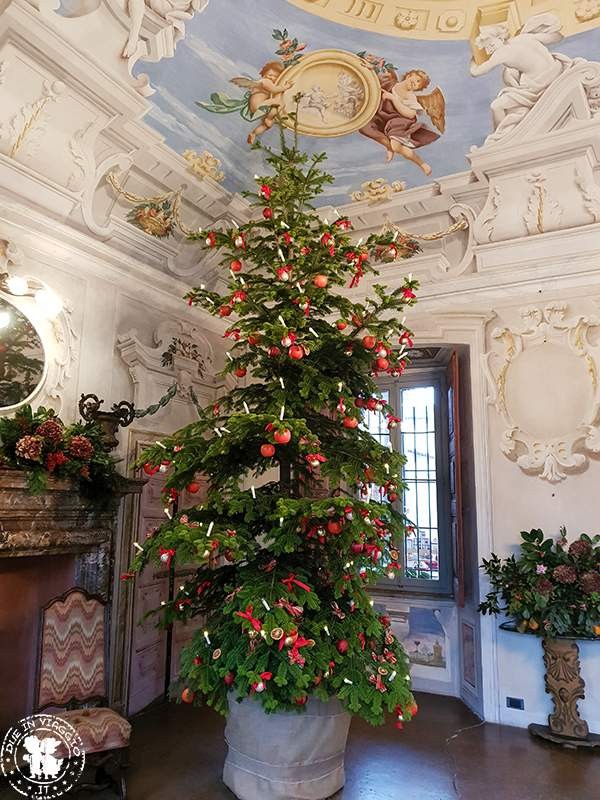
375, 369, 453, 598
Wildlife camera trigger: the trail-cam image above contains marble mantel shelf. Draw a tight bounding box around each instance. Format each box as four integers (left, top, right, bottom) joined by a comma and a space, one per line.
0, 468, 143, 559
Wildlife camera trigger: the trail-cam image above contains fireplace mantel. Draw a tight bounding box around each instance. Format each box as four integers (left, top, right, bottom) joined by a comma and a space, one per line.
0, 468, 143, 596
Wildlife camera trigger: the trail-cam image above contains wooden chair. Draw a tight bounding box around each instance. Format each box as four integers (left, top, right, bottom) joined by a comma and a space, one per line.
35, 587, 131, 798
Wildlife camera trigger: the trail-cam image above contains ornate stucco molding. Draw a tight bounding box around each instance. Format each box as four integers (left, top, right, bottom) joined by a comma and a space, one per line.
285, 0, 600, 45
483, 304, 600, 482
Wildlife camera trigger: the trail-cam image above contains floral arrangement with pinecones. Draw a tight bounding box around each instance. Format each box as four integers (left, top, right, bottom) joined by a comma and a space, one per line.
0, 404, 121, 503
479, 527, 600, 639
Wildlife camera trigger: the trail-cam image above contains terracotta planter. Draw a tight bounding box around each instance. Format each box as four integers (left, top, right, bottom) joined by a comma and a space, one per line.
223, 695, 351, 800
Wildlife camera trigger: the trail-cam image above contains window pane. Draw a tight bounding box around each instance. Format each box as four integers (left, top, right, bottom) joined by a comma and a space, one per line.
359, 390, 390, 503
400, 386, 439, 582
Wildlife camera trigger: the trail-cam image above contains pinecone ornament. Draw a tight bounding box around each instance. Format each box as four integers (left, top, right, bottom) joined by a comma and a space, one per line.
68, 435, 94, 460
15, 435, 44, 462
36, 418, 64, 444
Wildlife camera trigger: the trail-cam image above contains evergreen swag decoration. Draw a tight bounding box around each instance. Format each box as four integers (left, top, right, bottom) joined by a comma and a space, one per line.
127, 138, 421, 729
479, 528, 600, 639
0, 404, 121, 503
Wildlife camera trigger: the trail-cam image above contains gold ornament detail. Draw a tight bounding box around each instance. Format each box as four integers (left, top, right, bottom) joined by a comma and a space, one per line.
212, 648, 222, 660
270, 627, 284, 641
378, 213, 469, 242
183, 149, 225, 182
107, 172, 197, 238
8, 80, 65, 158
351, 178, 406, 205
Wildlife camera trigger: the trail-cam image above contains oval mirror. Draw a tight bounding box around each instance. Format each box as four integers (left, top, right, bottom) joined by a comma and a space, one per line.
0, 295, 46, 410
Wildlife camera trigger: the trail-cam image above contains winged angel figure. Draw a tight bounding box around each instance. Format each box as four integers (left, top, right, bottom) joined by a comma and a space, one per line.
358, 68, 445, 176
197, 61, 294, 145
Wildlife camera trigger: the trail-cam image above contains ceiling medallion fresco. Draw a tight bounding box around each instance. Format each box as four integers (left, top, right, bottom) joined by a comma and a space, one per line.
285, 0, 600, 49
136, 0, 600, 205
196, 31, 446, 177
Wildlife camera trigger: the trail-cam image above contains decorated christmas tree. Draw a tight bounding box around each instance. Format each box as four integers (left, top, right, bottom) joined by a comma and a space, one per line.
127, 135, 420, 730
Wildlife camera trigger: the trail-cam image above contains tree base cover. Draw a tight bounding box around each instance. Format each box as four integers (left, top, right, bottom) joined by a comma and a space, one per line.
223, 694, 350, 800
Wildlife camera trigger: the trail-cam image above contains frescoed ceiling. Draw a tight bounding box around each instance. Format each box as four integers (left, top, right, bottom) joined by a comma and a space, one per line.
136, 0, 600, 207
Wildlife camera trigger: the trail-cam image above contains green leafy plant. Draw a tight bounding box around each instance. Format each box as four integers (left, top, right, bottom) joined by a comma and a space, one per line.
126, 137, 421, 729
479, 527, 600, 638
0, 404, 122, 503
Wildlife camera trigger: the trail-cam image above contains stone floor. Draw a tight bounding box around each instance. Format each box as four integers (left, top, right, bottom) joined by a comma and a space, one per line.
3, 693, 599, 799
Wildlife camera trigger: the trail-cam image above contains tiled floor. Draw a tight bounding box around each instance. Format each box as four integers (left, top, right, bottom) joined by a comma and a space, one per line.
3, 693, 599, 799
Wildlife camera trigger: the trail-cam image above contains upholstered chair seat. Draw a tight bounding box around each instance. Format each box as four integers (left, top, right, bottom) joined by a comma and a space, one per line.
56, 707, 132, 755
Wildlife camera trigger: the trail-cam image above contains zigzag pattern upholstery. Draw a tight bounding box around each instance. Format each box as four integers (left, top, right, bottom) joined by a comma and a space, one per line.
54, 708, 131, 755
38, 590, 106, 709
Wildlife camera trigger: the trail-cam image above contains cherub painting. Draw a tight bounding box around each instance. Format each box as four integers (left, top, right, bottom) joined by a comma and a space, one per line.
197, 61, 294, 144
358, 67, 445, 176
197, 28, 304, 144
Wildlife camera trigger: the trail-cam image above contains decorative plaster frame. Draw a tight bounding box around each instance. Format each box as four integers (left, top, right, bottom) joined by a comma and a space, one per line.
0, 237, 78, 415
483, 303, 600, 483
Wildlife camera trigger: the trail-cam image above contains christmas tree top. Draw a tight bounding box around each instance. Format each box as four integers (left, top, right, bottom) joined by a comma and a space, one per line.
127, 136, 420, 729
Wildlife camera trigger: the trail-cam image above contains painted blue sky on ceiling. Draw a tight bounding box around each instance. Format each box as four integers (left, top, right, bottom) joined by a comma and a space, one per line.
137, 0, 600, 206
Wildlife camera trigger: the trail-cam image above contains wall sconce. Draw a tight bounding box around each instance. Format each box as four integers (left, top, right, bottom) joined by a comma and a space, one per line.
0, 272, 63, 320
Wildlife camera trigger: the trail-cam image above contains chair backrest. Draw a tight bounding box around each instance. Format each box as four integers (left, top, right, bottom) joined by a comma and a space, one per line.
36, 588, 107, 711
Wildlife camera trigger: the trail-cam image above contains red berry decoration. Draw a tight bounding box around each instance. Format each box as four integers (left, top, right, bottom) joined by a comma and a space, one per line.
248, 333, 262, 346
219, 305, 233, 317
327, 520, 342, 535
289, 344, 304, 360
313, 274, 328, 288
375, 357, 390, 371
336, 320, 348, 330
186, 481, 200, 494
274, 429, 291, 445
263, 207, 273, 219
342, 416, 359, 429
388, 492, 399, 502
336, 640, 349, 654
294, 695, 308, 705
260, 443, 276, 458
234, 367, 247, 378
181, 688, 195, 704
362, 335, 376, 349
351, 541, 364, 554
268, 346, 281, 357
230, 259, 243, 272
224, 672, 235, 686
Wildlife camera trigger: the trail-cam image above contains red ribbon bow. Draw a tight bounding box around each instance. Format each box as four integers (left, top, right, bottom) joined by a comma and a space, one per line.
235, 604, 262, 632
274, 598, 303, 618
281, 574, 311, 594
158, 547, 176, 568
369, 674, 387, 693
